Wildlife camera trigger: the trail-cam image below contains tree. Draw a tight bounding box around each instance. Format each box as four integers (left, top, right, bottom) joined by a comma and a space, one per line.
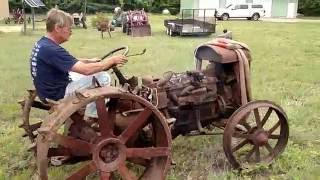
298, 0, 320, 16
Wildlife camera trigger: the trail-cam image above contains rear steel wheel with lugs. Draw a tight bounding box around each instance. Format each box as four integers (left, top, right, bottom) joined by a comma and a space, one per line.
223, 100, 289, 169
36, 86, 172, 180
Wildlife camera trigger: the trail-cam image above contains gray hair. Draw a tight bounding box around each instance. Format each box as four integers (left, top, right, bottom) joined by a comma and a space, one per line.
46, 8, 73, 32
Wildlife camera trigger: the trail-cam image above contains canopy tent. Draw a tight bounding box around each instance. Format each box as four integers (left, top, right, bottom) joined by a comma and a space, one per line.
22, 0, 46, 34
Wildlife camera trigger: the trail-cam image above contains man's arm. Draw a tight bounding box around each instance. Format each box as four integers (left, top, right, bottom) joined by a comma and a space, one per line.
71, 55, 127, 75
77, 57, 100, 63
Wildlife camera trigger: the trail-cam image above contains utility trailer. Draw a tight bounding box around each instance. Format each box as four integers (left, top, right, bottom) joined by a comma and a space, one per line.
164, 9, 216, 36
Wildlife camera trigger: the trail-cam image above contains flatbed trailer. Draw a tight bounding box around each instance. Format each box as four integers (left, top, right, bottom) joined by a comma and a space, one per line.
164, 9, 216, 36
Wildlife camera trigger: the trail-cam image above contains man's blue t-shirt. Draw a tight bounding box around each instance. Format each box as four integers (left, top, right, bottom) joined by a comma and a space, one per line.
30, 36, 78, 101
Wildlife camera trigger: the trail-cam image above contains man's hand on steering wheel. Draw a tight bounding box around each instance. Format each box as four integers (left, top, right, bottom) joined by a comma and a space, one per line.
107, 54, 128, 67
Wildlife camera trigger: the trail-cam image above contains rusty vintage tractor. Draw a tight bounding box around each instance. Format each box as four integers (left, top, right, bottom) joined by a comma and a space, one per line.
122, 10, 151, 37
19, 38, 289, 179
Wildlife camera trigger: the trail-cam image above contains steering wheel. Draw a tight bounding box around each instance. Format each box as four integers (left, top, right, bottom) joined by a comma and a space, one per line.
101, 46, 129, 60
100, 46, 130, 86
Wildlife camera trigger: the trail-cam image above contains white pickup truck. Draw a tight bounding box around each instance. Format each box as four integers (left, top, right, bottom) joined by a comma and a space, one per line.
216, 4, 265, 21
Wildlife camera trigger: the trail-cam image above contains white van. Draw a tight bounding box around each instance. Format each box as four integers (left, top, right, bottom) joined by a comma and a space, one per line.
216, 4, 265, 21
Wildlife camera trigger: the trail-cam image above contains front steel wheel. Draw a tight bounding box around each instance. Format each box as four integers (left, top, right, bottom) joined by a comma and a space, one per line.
223, 100, 289, 169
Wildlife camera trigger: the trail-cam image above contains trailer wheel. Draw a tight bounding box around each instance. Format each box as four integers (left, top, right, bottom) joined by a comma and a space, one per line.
223, 100, 289, 169
166, 28, 169, 35
169, 28, 174, 36
36, 87, 172, 180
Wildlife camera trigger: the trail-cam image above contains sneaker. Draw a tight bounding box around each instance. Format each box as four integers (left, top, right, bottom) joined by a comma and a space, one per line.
50, 156, 70, 166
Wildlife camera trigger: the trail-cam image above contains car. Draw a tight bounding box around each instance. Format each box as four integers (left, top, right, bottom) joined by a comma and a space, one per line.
216, 4, 265, 21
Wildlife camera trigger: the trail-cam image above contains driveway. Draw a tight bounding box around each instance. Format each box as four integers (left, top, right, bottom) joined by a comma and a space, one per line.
0, 25, 22, 32
261, 17, 320, 23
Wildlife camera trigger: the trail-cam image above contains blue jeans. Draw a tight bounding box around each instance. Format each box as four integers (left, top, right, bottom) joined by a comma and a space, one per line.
65, 72, 111, 117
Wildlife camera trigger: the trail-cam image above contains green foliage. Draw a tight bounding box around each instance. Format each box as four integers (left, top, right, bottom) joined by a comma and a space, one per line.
168, 7, 180, 15
298, 0, 320, 16
120, 0, 180, 14
8, 0, 22, 9
9, 0, 180, 14
86, 2, 116, 13
90, 12, 109, 27
58, 0, 83, 13
56, 0, 116, 13
149, 0, 180, 14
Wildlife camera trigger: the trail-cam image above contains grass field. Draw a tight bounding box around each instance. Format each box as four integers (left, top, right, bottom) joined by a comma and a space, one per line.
0, 14, 320, 179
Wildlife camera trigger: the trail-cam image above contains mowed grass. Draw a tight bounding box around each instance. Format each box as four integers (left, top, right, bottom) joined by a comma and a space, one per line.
0, 14, 320, 179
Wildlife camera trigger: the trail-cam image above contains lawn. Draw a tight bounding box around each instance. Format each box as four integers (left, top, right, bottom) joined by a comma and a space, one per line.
0, 14, 320, 179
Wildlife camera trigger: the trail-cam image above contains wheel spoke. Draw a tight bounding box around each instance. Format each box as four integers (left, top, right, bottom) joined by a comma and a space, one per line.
29, 122, 42, 131
261, 108, 273, 127
254, 108, 262, 128
240, 122, 252, 132
233, 132, 251, 139
127, 158, 150, 167
232, 139, 250, 152
118, 163, 138, 180
268, 121, 280, 135
254, 146, 261, 162
126, 147, 170, 159
119, 108, 152, 143
52, 133, 92, 156
245, 146, 255, 161
99, 171, 111, 180
264, 142, 273, 153
269, 134, 280, 139
66, 161, 97, 180
96, 97, 116, 137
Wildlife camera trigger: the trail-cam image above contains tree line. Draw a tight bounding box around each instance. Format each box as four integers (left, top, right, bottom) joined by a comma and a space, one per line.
9, 0, 180, 15
298, 0, 320, 16
8, 0, 320, 16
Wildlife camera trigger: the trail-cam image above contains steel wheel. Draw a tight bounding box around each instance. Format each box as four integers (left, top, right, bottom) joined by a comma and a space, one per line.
36, 86, 171, 180
223, 100, 289, 169
19, 90, 50, 143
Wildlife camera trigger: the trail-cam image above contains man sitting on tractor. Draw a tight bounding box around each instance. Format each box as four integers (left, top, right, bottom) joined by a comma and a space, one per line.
29, 8, 127, 117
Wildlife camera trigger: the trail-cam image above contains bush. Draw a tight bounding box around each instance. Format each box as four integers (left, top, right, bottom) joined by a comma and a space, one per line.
298, 0, 320, 16
86, 2, 116, 13
91, 12, 109, 28
122, 0, 150, 12
58, 2, 116, 14
168, 7, 180, 15
149, 1, 180, 14
8, 0, 21, 10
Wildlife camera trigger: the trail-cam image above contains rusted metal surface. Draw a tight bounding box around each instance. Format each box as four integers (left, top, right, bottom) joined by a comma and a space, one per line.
223, 100, 289, 169
33, 86, 171, 179
20, 39, 289, 178
123, 10, 151, 37
19, 89, 49, 143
